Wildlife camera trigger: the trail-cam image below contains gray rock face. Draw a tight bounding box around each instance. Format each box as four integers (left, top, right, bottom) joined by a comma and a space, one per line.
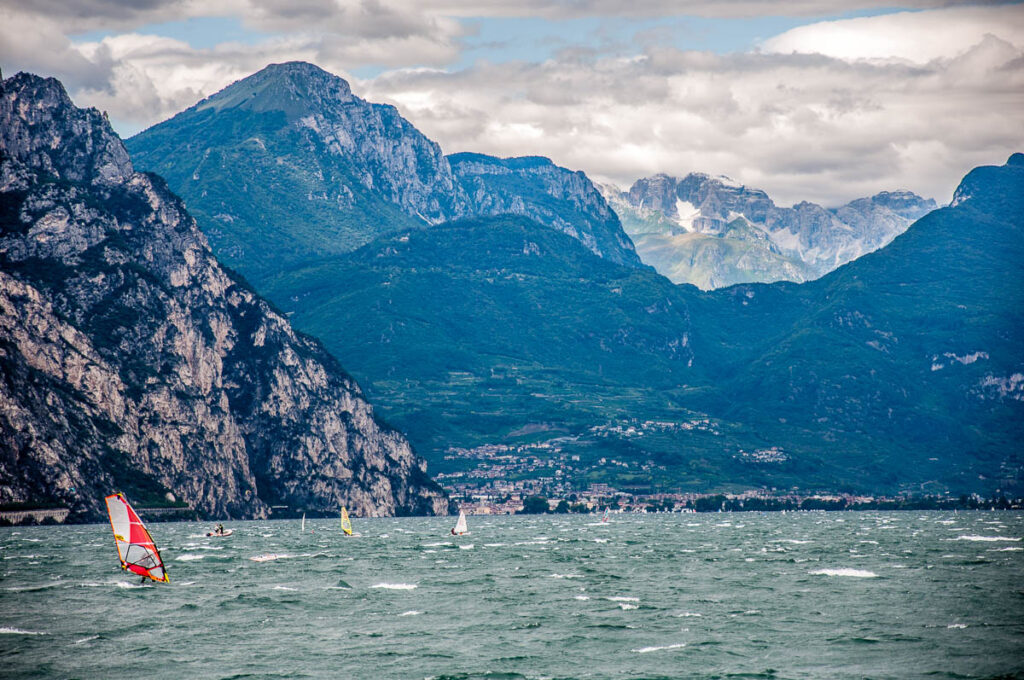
449, 153, 643, 268
0, 72, 449, 521
606, 173, 936, 288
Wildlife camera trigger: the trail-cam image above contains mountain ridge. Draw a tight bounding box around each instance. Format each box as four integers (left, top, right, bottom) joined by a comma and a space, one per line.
127, 62, 643, 286
603, 173, 936, 289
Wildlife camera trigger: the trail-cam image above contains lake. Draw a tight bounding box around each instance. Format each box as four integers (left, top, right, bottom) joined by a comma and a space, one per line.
1, 511, 1022, 679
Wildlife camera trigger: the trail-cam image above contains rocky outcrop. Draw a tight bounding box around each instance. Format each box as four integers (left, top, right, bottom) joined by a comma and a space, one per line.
0, 72, 449, 521
449, 153, 643, 268
605, 173, 936, 288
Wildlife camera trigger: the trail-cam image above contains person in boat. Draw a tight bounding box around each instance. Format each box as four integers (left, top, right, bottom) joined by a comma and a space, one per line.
451, 527, 457, 535
216, 523, 224, 536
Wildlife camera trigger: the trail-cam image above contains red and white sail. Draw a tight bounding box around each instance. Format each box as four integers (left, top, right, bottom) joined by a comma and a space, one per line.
104, 493, 169, 583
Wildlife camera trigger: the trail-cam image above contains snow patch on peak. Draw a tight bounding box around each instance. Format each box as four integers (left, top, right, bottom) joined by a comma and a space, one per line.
674, 199, 700, 232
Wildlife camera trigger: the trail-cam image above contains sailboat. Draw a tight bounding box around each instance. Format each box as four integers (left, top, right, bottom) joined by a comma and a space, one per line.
104, 493, 170, 583
340, 507, 353, 536
601, 508, 610, 523
301, 513, 306, 533
451, 510, 469, 536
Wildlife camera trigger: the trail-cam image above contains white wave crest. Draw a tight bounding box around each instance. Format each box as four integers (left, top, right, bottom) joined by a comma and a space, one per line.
809, 568, 878, 578
174, 554, 205, 561
956, 535, 1020, 542
371, 583, 417, 590
398, 610, 421, 616
633, 642, 686, 653
607, 596, 639, 602
0, 627, 47, 635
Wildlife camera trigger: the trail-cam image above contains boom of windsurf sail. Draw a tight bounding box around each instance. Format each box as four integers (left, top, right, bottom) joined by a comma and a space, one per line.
341, 507, 353, 536
104, 493, 170, 583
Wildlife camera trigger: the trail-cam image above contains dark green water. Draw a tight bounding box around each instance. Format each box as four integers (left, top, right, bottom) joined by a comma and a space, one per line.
1, 512, 1022, 679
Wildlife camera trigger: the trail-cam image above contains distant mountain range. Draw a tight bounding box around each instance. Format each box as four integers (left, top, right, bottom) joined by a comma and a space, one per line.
601, 174, 936, 289
5, 62, 1018, 504
0, 72, 449, 521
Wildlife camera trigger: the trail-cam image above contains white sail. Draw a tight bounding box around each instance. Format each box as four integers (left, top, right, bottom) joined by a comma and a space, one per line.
453, 510, 468, 535
301, 513, 306, 533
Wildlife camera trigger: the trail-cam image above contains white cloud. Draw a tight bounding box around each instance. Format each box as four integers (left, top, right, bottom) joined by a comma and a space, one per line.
762, 5, 1024, 63
364, 35, 1024, 206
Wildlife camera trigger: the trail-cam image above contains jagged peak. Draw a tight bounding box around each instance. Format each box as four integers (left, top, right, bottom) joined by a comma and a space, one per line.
0, 71, 133, 188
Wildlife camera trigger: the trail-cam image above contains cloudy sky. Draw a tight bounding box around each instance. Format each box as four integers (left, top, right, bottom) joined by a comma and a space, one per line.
2, 0, 1022, 205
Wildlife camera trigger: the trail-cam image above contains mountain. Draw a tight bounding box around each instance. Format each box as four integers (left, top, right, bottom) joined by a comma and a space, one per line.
449, 154, 642, 268
125, 62, 460, 287
261, 157, 1022, 495
696, 154, 1024, 489
602, 174, 935, 289
0, 72, 449, 521
127, 62, 641, 288
120, 63, 1018, 495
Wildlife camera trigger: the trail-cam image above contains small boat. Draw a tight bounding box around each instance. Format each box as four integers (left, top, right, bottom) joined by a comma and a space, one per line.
451, 510, 469, 536
341, 507, 353, 536
205, 529, 233, 538
104, 492, 170, 584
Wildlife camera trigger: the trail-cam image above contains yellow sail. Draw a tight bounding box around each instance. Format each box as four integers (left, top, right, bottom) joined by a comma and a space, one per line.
341, 506, 353, 536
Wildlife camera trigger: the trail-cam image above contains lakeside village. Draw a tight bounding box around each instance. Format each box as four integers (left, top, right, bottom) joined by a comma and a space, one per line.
2, 415, 1021, 524
436, 421, 1024, 516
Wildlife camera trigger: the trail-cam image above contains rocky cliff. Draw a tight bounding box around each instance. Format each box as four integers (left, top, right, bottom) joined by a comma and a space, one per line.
0, 72, 449, 521
604, 174, 936, 288
449, 153, 642, 268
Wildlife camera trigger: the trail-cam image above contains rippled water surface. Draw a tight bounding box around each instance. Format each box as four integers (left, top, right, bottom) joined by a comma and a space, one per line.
1, 511, 1022, 679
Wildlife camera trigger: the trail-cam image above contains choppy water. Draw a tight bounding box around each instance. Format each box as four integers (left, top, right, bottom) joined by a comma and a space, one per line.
1, 511, 1022, 679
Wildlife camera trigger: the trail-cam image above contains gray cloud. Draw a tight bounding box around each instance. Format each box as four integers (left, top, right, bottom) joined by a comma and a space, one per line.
1, 1, 1021, 205
364, 31, 1024, 205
